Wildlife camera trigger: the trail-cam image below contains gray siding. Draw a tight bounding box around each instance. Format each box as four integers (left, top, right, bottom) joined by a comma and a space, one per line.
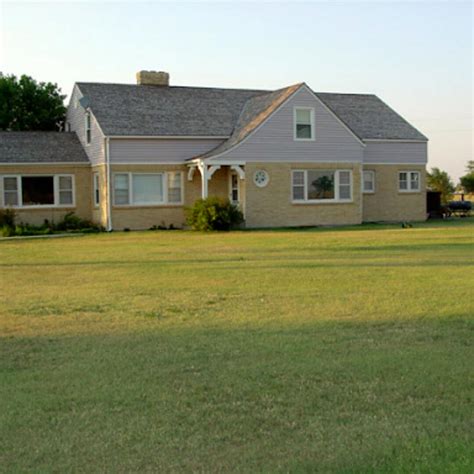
208, 86, 364, 164
363, 141, 427, 164
66, 85, 105, 165
109, 138, 224, 164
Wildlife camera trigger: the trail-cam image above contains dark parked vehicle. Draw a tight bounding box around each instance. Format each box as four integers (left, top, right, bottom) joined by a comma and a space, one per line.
447, 200, 472, 217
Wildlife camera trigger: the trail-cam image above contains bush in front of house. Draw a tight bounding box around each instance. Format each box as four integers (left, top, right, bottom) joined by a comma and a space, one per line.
54, 212, 102, 232
0, 208, 16, 228
186, 197, 244, 231
0, 211, 103, 237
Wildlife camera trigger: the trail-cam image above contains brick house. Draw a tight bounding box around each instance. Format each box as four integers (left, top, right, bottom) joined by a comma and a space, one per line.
0, 71, 428, 229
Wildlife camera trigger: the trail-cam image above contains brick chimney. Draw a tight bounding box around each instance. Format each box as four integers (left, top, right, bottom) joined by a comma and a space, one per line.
136, 70, 170, 86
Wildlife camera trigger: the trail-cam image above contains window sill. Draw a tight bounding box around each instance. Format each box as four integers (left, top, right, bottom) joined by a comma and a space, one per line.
112, 203, 183, 209
398, 190, 421, 194
363, 191, 375, 194
4, 204, 76, 209
293, 138, 316, 142
292, 200, 353, 205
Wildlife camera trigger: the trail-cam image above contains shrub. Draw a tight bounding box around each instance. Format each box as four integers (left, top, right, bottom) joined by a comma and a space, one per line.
186, 197, 244, 231
1, 225, 15, 237
0, 208, 16, 228
0, 212, 102, 238
54, 212, 101, 232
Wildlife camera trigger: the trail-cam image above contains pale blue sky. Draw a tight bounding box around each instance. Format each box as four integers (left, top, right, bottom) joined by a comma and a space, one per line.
1, 0, 472, 180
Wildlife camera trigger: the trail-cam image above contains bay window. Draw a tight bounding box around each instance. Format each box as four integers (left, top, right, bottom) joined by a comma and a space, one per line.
1, 175, 75, 207
113, 172, 182, 206
292, 169, 352, 202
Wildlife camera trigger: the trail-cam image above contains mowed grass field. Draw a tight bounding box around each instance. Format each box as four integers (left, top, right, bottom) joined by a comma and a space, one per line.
1, 219, 473, 473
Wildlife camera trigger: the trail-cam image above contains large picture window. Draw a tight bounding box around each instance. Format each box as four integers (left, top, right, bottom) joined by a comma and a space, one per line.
292, 169, 352, 202
113, 172, 182, 206
1, 175, 75, 207
294, 107, 315, 140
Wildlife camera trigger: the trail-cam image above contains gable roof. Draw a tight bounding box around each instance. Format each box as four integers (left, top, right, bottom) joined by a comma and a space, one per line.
75, 81, 427, 143
195, 83, 304, 160
315, 93, 428, 141
0, 132, 89, 163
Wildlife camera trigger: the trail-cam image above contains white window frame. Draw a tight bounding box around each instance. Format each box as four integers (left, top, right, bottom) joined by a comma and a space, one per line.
293, 107, 315, 141
363, 170, 375, 194
93, 173, 100, 207
1, 174, 75, 208
291, 169, 353, 204
112, 172, 183, 207
398, 170, 421, 193
85, 112, 91, 145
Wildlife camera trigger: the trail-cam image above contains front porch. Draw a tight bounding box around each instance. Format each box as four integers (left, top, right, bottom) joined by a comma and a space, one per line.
187, 161, 246, 212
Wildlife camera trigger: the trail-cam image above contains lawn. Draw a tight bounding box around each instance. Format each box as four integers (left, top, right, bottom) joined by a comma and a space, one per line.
1, 219, 473, 473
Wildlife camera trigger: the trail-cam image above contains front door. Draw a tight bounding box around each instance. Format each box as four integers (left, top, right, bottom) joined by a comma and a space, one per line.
229, 171, 240, 205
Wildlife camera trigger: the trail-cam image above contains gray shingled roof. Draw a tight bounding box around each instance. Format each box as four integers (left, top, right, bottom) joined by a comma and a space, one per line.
0, 132, 89, 163
315, 93, 427, 141
76, 82, 427, 143
76, 82, 266, 136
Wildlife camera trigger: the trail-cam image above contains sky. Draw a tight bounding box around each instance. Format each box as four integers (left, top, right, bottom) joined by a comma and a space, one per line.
0, 0, 472, 181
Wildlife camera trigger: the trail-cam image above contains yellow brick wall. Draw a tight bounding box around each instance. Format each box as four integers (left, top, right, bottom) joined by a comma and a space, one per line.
109, 164, 200, 230
362, 165, 427, 222
244, 162, 362, 228
0, 164, 92, 226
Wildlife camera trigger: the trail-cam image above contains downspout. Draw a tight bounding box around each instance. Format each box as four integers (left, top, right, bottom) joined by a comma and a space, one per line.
105, 137, 113, 231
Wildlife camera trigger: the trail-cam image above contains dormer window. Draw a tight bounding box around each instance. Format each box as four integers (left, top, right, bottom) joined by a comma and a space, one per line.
85, 112, 91, 145
294, 107, 315, 141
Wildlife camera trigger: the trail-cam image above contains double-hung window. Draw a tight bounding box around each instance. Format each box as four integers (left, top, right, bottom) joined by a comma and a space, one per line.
292, 169, 352, 202
85, 112, 91, 144
113, 172, 183, 206
93, 173, 100, 206
363, 170, 375, 193
399, 171, 420, 192
294, 107, 315, 140
1, 175, 75, 207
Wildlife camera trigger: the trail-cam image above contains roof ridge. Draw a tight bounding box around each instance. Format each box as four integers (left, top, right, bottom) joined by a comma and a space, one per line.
76, 81, 271, 93
316, 91, 377, 97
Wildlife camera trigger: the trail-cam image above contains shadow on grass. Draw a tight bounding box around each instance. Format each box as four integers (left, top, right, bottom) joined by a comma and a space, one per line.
1, 317, 472, 472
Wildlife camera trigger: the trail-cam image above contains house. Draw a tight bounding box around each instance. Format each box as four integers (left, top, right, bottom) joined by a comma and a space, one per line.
0, 70, 428, 230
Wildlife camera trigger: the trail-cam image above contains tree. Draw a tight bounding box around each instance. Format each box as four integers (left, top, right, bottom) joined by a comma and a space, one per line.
0, 73, 66, 131
459, 161, 474, 193
427, 167, 455, 204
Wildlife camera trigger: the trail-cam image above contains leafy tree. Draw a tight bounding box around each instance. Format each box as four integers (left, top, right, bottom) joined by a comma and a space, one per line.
0, 73, 66, 131
427, 167, 455, 204
459, 161, 474, 193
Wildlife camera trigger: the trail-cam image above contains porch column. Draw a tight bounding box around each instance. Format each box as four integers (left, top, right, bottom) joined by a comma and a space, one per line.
198, 163, 209, 198
197, 162, 221, 199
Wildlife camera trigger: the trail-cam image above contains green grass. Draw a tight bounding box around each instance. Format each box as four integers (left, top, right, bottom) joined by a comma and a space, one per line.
1, 219, 473, 473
